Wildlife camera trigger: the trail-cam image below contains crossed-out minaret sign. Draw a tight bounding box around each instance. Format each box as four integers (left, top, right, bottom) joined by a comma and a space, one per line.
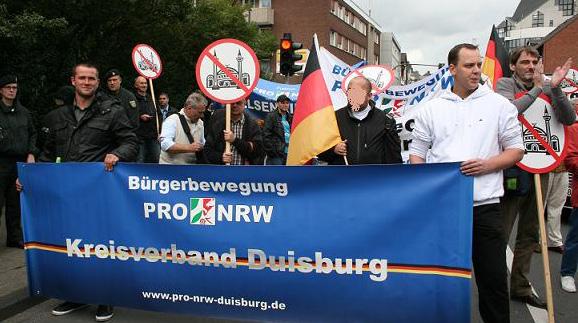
516, 92, 568, 174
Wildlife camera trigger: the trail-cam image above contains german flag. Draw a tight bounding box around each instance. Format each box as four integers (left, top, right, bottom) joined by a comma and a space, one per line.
482, 25, 510, 89
287, 35, 341, 165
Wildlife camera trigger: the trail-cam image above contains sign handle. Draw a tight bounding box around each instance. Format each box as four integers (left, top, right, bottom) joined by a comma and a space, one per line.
343, 156, 349, 165
225, 104, 231, 165
148, 78, 160, 136
535, 173, 555, 323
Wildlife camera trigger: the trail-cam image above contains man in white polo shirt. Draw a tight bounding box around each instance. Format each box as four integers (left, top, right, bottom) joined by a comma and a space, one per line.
409, 43, 524, 323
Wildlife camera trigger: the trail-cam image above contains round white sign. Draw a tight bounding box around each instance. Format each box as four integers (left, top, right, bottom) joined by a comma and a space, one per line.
516, 92, 568, 174
341, 65, 395, 95
132, 44, 163, 79
561, 68, 578, 94
196, 39, 260, 104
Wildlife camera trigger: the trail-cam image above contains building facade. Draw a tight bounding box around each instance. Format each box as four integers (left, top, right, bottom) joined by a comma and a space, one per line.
538, 14, 578, 74
379, 32, 402, 84
497, 0, 577, 52
243, 0, 384, 77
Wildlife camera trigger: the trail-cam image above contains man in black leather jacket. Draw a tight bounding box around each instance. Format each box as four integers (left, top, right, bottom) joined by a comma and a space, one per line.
319, 76, 401, 165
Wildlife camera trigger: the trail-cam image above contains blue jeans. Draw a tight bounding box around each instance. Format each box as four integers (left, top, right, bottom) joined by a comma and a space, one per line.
137, 138, 160, 163
561, 208, 578, 277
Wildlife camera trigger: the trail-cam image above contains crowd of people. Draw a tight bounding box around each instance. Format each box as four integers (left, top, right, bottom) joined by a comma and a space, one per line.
0, 42, 577, 322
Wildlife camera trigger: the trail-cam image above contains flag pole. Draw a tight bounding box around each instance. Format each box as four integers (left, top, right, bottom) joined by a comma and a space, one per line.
534, 173, 555, 323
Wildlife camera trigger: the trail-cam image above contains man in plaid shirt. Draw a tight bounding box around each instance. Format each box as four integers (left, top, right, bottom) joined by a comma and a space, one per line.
205, 98, 263, 165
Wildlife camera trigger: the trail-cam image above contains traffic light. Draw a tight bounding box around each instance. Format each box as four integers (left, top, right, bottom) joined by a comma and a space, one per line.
279, 33, 303, 76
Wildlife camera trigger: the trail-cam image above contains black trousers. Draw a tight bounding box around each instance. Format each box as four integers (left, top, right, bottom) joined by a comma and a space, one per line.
473, 203, 510, 323
0, 171, 23, 244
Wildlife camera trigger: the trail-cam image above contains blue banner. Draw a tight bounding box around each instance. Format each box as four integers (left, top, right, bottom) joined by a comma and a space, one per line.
246, 79, 300, 120
19, 163, 473, 322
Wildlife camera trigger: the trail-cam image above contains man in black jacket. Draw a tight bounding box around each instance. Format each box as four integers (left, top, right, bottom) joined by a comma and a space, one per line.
263, 94, 292, 165
204, 98, 263, 165
102, 69, 139, 130
319, 76, 401, 165
0, 74, 37, 248
134, 75, 161, 163
40, 63, 137, 322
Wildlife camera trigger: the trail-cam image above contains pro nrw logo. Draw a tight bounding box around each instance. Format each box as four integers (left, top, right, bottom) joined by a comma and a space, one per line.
189, 198, 215, 225
144, 200, 273, 224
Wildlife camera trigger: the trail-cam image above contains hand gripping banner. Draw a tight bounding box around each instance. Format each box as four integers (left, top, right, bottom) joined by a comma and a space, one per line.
18, 163, 473, 322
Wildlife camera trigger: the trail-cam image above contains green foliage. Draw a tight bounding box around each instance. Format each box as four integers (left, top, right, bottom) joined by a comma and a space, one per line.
0, 0, 277, 118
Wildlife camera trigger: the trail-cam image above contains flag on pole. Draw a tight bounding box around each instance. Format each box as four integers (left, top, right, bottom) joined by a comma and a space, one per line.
482, 25, 511, 89
287, 34, 341, 165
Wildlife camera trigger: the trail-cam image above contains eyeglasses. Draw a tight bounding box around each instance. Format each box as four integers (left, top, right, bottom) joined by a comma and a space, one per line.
2, 86, 17, 90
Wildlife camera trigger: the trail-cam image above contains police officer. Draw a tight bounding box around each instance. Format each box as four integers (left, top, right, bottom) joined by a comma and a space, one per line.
102, 69, 139, 130
0, 74, 37, 248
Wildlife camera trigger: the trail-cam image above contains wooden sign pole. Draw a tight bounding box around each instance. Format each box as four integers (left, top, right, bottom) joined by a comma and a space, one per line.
535, 173, 555, 323
225, 104, 231, 165
148, 78, 160, 136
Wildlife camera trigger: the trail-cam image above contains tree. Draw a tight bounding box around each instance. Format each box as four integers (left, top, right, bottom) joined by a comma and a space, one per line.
0, 0, 276, 120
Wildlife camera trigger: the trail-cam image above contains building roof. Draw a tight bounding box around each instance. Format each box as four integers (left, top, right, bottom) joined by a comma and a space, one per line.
343, 0, 383, 32
512, 0, 547, 22
538, 13, 578, 47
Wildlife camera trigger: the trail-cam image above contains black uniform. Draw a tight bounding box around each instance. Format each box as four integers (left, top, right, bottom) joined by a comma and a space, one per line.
39, 95, 138, 163
0, 100, 37, 246
103, 88, 139, 130
319, 102, 402, 165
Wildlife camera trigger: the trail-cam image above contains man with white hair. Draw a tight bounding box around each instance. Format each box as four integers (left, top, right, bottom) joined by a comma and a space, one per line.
159, 92, 207, 164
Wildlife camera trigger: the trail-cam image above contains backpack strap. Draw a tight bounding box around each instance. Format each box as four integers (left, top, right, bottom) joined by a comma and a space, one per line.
177, 114, 195, 144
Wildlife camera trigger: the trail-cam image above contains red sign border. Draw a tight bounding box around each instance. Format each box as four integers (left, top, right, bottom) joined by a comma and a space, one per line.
561, 67, 578, 94
341, 64, 395, 95
131, 44, 163, 80
515, 92, 569, 174
195, 38, 261, 104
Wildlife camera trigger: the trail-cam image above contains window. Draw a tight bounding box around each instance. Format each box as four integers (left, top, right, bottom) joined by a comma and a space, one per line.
550, 19, 554, 27
259, 0, 271, 8
242, 0, 257, 8
330, 0, 338, 13
374, 54, 379, 64
373, 30, 380, 44
558, 0, 575, 16
330, 31, 337, 46
532, 11, 544, 27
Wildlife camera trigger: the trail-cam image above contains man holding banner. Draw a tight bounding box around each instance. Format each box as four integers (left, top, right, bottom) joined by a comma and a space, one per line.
496, 47, 575, 308
409, 43, 524, 323
319, 76, 401, 165
40, 63, 138, 321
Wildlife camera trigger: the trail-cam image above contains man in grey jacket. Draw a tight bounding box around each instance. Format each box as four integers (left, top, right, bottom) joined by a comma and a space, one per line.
496, 46, 575, 308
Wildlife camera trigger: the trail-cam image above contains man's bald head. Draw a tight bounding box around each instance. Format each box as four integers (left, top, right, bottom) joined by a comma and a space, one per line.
134, 76, 148, 95
348, 76, 372, 94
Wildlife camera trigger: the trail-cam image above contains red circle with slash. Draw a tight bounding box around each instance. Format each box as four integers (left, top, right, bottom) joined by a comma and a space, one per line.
515, 92, 568, 174
132, 44, 163, 80
341, 65, 395, 95
196, 38, 260, 104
